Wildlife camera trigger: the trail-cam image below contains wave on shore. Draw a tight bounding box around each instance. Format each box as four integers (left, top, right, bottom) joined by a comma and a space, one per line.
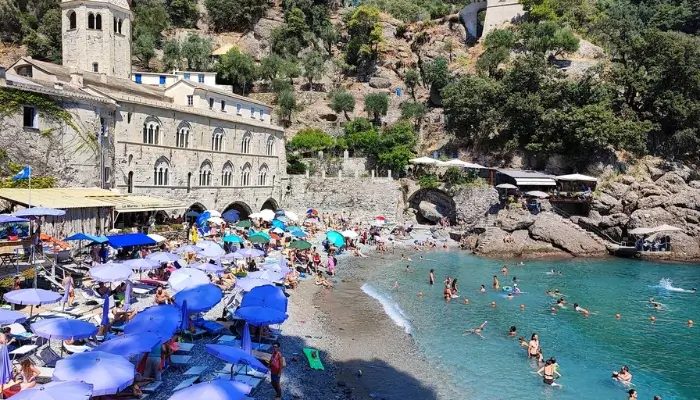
361, 283, 413, 335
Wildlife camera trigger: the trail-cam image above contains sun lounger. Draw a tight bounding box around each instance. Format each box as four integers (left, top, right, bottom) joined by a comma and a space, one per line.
196, 320, 227, 335
170, 355, 192, 365
171, 376, 199, 392
131, 283, 156, 296
217, 335, 236, 343
9, 344, 37, 360
225, 340, 272, 352
183, 365, 206, 375
62, 342, 92, 354
8, 323, 36, 342
139, 279, 167, 287
175, 342, 194, 352
35, 346, 61, 368
35, 367, 54, 383
140, 381, 162, 393
182, 327, 206, 341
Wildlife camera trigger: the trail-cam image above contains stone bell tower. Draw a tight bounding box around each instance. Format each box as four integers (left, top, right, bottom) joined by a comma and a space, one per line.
61, 0, 133, 79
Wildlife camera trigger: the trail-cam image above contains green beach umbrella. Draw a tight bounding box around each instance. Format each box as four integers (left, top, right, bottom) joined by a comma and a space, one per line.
249, 234, 270, 244
236, 220, 252, 228
289, 240, 312, 250
223, 234, 244, 243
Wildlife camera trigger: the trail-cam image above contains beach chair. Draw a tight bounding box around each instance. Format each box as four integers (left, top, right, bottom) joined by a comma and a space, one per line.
175, 342, 194, 353
169, 355, 192, 366
140, 381, 162, 393
8, 323, 36, 343
183, 365, 206, 375
171, 376, 199, 392
62, 342, 93, 354
35, 345, 61, 368
9, 344, 38, 361
35, 367, 55, 383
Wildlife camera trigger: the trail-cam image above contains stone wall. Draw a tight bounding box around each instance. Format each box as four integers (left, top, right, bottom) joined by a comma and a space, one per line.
453, 187, 499, 223
301, 153, 372, 177
281, 176, 403, 223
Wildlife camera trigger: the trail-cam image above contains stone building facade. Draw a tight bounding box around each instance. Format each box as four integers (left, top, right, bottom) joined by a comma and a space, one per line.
1, 0, 286, 218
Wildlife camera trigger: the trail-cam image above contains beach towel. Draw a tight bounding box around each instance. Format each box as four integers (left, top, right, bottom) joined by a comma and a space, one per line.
302, 348, 324, 370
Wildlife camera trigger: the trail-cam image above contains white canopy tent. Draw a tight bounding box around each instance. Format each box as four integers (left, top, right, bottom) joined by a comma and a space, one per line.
556, 173, 598, 182
409, 157, 439, 165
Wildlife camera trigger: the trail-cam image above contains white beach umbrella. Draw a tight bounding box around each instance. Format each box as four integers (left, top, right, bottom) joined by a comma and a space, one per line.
249, 212, 262, 219
284, 211, 300, 221
168, 268, 210, 292
207, 216, 226, 225
259, 209, 276, 221
205, 210, 222, 218
496, 183, 517, 189
409, 156, 438, 165
440, 159, 470, 167
342, 230, 358, 239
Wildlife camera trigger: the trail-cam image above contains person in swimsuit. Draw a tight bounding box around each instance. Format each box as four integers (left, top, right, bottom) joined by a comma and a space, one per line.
519, 337, 528, 347
501, 265, 508, 276
627, 389, 637, 400
528, 334, 539, 358
508, 326, 517, 337
465, 321, 487, 338
537, 358, 561, 385
61, 274, 75, 306
573, 303, 588, 313
405, 265, 411, 273
617, 365, 633, 383
429, 269, 435, 285
492, 275, 499, 290
154, 286, 172, 305
443, 285, 452, 301
479, 285, 486, 293
512, 284, 521, 294
13, 359, 39, 390
451, 279, 458, 295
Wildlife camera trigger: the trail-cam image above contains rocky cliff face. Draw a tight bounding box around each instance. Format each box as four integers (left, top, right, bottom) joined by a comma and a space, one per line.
582, 159, 700, 259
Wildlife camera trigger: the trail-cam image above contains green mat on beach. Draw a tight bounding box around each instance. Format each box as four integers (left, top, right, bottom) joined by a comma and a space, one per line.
303, 348, 324, 370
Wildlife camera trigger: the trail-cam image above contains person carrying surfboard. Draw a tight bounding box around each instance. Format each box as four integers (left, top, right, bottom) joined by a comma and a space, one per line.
270, 341, 284, 399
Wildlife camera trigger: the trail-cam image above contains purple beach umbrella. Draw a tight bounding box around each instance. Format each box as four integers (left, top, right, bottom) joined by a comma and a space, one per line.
167, 380, 251, 400
173, 284, 222, 313
100, 294, 110, 327
10, 381, 93, 400
0, 309, 26, 325
123, 304, 181, 338
241, 322, 252, 356
53, 351, 134, 396
4, 289, 61, 306
0, 215, 28, 223
235, 278, 271, 292
31, 318, 98, 341
205, 344, 269, 375
92, 332, 162, 358
0, 342, 12, 397
121, 258, 160, 271
13, 207, 66, 218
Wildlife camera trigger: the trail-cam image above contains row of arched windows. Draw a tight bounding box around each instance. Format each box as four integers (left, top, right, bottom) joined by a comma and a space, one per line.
151, 158, 271, 187
67, 11, 124, 33
141, 119, 276, 155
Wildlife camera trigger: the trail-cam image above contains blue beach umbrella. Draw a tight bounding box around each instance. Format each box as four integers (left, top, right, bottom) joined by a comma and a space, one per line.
241, 322, 252, 356
167, 380, 251, 400
241, 284, 287, 312
100, 295, 110, 327
271, 219, 286, 230
234, 306, 288, 327
0, 309, 26, 325
0, 342, 12, 395
0, 215, 28, 223
31, 318, 98, 340
10, 381, 93, 400
223, 234, 244, 243
53, 351, 134, 396
4, 289, 61, 306
173, 284, 222, 313
123, 304, 181, 338
235, 278, 272, 292
326, 230, 345, 247
205, 344, 269, 375
122, 258, 159, 271
13, 207, 66, 218
222, 209, 240, 222
195, 211, 211, 227
89, 263, 133, 283
92, 332, 161, 358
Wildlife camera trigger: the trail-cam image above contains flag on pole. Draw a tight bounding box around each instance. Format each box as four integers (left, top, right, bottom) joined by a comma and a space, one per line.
11, 166, 31, 181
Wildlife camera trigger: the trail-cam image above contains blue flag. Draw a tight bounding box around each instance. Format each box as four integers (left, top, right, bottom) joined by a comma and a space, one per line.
11, 166, 30, 181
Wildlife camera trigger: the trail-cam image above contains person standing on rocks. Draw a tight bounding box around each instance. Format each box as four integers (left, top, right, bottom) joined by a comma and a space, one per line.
270, 341, 284, 399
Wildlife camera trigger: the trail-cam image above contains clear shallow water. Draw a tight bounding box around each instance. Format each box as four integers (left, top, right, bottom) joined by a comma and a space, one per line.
361, 253, 700, 400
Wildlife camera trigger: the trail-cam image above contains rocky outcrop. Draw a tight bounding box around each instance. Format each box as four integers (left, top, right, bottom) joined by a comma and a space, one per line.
475, 228, 569, 259
528, 212, 608, 256
369, 77, 391, 89
418, 201, 444, 223
453, 187, 499, 225
496, 209, 535, 232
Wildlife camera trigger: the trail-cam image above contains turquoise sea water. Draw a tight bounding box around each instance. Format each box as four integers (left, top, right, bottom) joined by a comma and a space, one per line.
360, 253, 700, 400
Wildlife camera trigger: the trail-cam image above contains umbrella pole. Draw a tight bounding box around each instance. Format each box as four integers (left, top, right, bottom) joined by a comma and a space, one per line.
230, 364, 234, 379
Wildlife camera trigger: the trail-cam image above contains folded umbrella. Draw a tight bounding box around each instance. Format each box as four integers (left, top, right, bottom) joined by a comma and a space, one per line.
92, 332, 162, 357
0, 341, 12, 392
168, 268, 210, 292
173, 283, 223, 313
167, 380, 251, 400
31, 318, 98, 340
9, 381, 93, 400
53, 351, 134, 396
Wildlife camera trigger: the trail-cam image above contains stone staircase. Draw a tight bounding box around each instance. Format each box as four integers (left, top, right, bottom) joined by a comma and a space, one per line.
474, 214, 498, 252
549, 208, 619, 251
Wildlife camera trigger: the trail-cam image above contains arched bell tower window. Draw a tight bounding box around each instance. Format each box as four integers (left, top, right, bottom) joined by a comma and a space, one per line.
88, 13, 95, 29
68, 11, 77, 30
95, 14, 102, 30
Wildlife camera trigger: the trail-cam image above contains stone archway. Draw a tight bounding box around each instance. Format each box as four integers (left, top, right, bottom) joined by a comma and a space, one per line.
224, 201, 252, 221
260, 198, 279, 211
408, 188, 457, 225
187, 202, 206, 214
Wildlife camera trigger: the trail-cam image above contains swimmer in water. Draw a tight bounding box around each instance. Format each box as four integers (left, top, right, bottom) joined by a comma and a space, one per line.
501, 265, 508, 276
519, 337, 528, 347
429, 269, 435, 285
509, 326, 517, 337
493, 275, 500, 290
507, 293, 513, 299
393, 281, 399, 290
512, 284, 522, 294
554, 289, 560, 296
627, 389, 637, 400
537, 358, 561, 386
518, 261, 524, 266
573, 303, 588, 313
451, 278, 459, 295
512, 276, 518, 283
556, 298, 565, 308
546, 290, 552, 296
479, 285, 486, 293
528, 334, 539, 358
444, 285, 452, 301
465, 321, 488, 339
616, 365, 632, 383
401, 254, 412, 261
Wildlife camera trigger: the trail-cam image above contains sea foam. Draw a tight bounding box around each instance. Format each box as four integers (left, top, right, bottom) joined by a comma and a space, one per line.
361, 283, 413, 335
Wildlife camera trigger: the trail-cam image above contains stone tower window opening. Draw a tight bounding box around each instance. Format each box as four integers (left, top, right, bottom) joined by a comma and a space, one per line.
241, 132, 251, 154
68, 11, 77, 30
95, 14, 102, 30
222, 162, 233, 186
177, 122, 191, 148
92, 63, 99, 73
212, 127, 225, 152
187, 172, 192, 193
241, 163, 251, 186
154, 157, 170, 186
199, 160, 213, 186
142, 118, 160, 145
113, 17, 117, 32
266, 136, 275, 156
127, 171, 134, 193
258, 164, 269, 186
88, 13, 95, 29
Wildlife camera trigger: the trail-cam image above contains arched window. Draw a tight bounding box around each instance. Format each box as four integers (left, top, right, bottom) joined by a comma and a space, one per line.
266, 136, 275, 156
142, 117, 161, 145
199, 160, 212, 186
113, 17, 117, 32
222, 162, 233, 186
95, 14, 102, 30
153, 157, 170, 186
127, 171, 134, 193
68, 12, 77, 30
241, 131, 251, 154
176, 122, 191, 148
187, 172, 192, 193
88, 13, 95, 29
258, 164, 269, 186
118, 19, 123, 34
212, 127, 225, 152
240, 163, 251, 186
92, 63, 99, 73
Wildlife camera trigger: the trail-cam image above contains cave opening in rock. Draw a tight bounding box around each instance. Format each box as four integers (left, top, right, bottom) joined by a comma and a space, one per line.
408, 188, 457, 225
